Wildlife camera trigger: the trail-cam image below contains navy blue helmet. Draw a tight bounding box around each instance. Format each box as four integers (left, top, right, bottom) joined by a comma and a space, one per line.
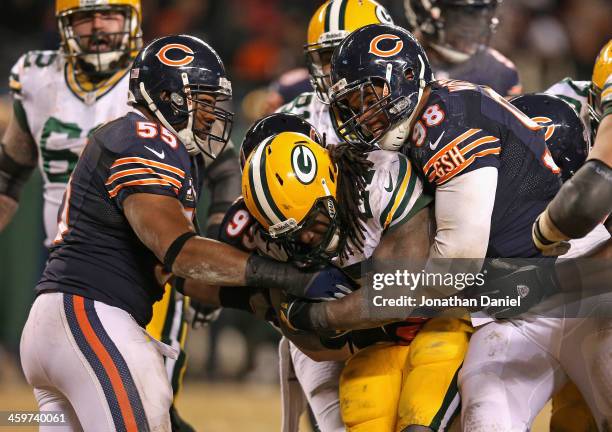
510, 93, 588, 182
128, 34, 233, 158
239, 113, 323, 170
404, 0, 501, 63
329, 24, 433, 151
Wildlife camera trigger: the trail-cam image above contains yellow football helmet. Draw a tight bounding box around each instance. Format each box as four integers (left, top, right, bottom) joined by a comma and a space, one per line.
589, 39, 612, 131
242, 131, 341, 264
56, 0, 142, 77
305, 0, 394, 103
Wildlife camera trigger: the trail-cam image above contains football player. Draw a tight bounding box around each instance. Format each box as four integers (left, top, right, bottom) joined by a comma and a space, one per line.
240, 130, 472, 432
530, 40, 612, 432
404, 0, 522, 97
19, 35, 353, 431
0, 2, 241, 429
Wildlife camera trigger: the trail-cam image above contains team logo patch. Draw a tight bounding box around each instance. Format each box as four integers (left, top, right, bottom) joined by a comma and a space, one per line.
369, 34, 403, 58
291, 145, 317, 184
156, 43, 195, 67
531, 116, 555, 141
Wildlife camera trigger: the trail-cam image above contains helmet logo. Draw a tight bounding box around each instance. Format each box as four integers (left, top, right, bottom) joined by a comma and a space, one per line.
531, 116, 555, 141
369, 34, 403, 58
291, 145, 317, 184
156, 43, 195, 67
375, 6, 394, 24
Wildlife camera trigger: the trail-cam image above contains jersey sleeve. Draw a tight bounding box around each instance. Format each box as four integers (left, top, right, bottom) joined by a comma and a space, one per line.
366, 152, 433, 232
103, 121, 187, 209
276, 92, 315, 119
8, 54, 26, 99
218, 198, 258, 251
410, 88, 502, 187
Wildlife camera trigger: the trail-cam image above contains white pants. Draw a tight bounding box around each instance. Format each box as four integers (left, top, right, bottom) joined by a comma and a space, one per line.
20, 293, 175, 432
279, 337, 345, 432
460, 227, 612, 431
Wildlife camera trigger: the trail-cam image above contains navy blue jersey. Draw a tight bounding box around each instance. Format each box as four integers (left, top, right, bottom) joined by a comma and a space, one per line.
37, 111, 202, 326
403, 80, 561, 258
432, 48, 521, 97
218, 198, 258, 252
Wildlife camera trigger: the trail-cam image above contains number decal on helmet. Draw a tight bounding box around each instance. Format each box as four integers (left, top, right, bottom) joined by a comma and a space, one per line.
291, 145, 317, 184
369, 34, 404, 58
155, 43, 195, 67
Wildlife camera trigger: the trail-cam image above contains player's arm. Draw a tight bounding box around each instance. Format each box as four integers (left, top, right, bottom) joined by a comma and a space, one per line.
281, 206, 434, 333
0, 100, 38, 232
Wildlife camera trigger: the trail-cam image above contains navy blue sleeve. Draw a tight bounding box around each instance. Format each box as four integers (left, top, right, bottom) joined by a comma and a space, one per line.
218, 198, 258, 252
102, 116, 188, 210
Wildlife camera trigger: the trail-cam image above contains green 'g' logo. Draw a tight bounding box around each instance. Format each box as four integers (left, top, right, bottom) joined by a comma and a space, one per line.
291, 145, 317, 184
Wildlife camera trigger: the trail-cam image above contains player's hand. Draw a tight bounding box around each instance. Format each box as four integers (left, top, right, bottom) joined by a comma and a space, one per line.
532, 214, 571, 256
285, 265, 356, 300
189, 299, 221, 329
245, 254, 357, 301
476, 263, 561, 318
279, 297, 317, 333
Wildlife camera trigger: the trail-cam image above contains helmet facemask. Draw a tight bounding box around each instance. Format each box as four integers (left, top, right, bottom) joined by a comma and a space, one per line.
433, 4, 499, 62
139, 73, 234, 159
269, 196, 344, 268
331, 76, 416, 151
58, 5, 141, 80
304, 35, 345, 104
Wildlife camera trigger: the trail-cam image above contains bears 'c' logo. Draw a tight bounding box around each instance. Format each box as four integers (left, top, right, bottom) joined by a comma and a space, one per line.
156, 43, 195, 67
369, 34, 403, 58
531, 116, 556, 141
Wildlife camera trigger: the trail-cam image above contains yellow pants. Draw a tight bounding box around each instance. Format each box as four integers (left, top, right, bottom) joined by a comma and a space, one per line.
340, 317, 473, 432
146, 283, 190, 401
550, 381, 597, 432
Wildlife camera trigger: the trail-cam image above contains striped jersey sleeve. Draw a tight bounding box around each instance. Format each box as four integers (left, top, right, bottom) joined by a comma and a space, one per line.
366, 151, 433, 232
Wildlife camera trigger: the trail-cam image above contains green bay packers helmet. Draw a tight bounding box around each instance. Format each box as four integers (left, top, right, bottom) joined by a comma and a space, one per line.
242, 131, 342, 264
305, 0, 394, 103
589, 39, 612, 132
56, 0, 142, 78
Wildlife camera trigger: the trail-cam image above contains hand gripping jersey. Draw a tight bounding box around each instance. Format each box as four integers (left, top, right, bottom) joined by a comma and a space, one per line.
37, 111, 202, 326
404, 80, 561, 257
432, 47, 522, 97
9, 51, 131, 246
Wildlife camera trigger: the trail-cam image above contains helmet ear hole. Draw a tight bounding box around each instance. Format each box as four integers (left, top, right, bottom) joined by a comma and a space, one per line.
404, 68, 415, 81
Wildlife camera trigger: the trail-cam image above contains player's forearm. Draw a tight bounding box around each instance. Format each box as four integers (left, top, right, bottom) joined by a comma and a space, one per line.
543, 159, 612, 240
173, 237, 250, 285
0, 195, 17, 232
306, 289, 400, 332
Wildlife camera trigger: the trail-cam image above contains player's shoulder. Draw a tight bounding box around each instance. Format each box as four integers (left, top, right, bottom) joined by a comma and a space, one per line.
95, 111, 188, 164
277, 91, 318, 116
546, 77, 590, 99
10, 50, 63, 95
482, 48, 517, 72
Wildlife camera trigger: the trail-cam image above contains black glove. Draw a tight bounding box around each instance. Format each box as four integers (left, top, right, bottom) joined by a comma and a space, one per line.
189, 299, 221, 329
245, 254, 357, 300
475, 263, 561, 318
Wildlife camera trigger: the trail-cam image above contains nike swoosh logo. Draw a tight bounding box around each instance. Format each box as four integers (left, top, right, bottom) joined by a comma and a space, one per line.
144, 146, 165, 159
384, 171, 393, 192
429, 131, 445, 151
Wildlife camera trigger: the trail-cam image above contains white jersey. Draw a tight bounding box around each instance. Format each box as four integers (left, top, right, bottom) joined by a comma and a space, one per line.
10, 50, 131, 245
277, 91, 431, 269
278, 92, 342, 146
545, 78, 593, 146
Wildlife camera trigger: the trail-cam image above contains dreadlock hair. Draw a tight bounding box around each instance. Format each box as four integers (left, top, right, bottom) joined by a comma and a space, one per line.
328, 141, 373, 261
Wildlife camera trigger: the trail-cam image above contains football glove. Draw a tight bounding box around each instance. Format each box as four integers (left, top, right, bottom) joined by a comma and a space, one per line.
532, 214, 571, 256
